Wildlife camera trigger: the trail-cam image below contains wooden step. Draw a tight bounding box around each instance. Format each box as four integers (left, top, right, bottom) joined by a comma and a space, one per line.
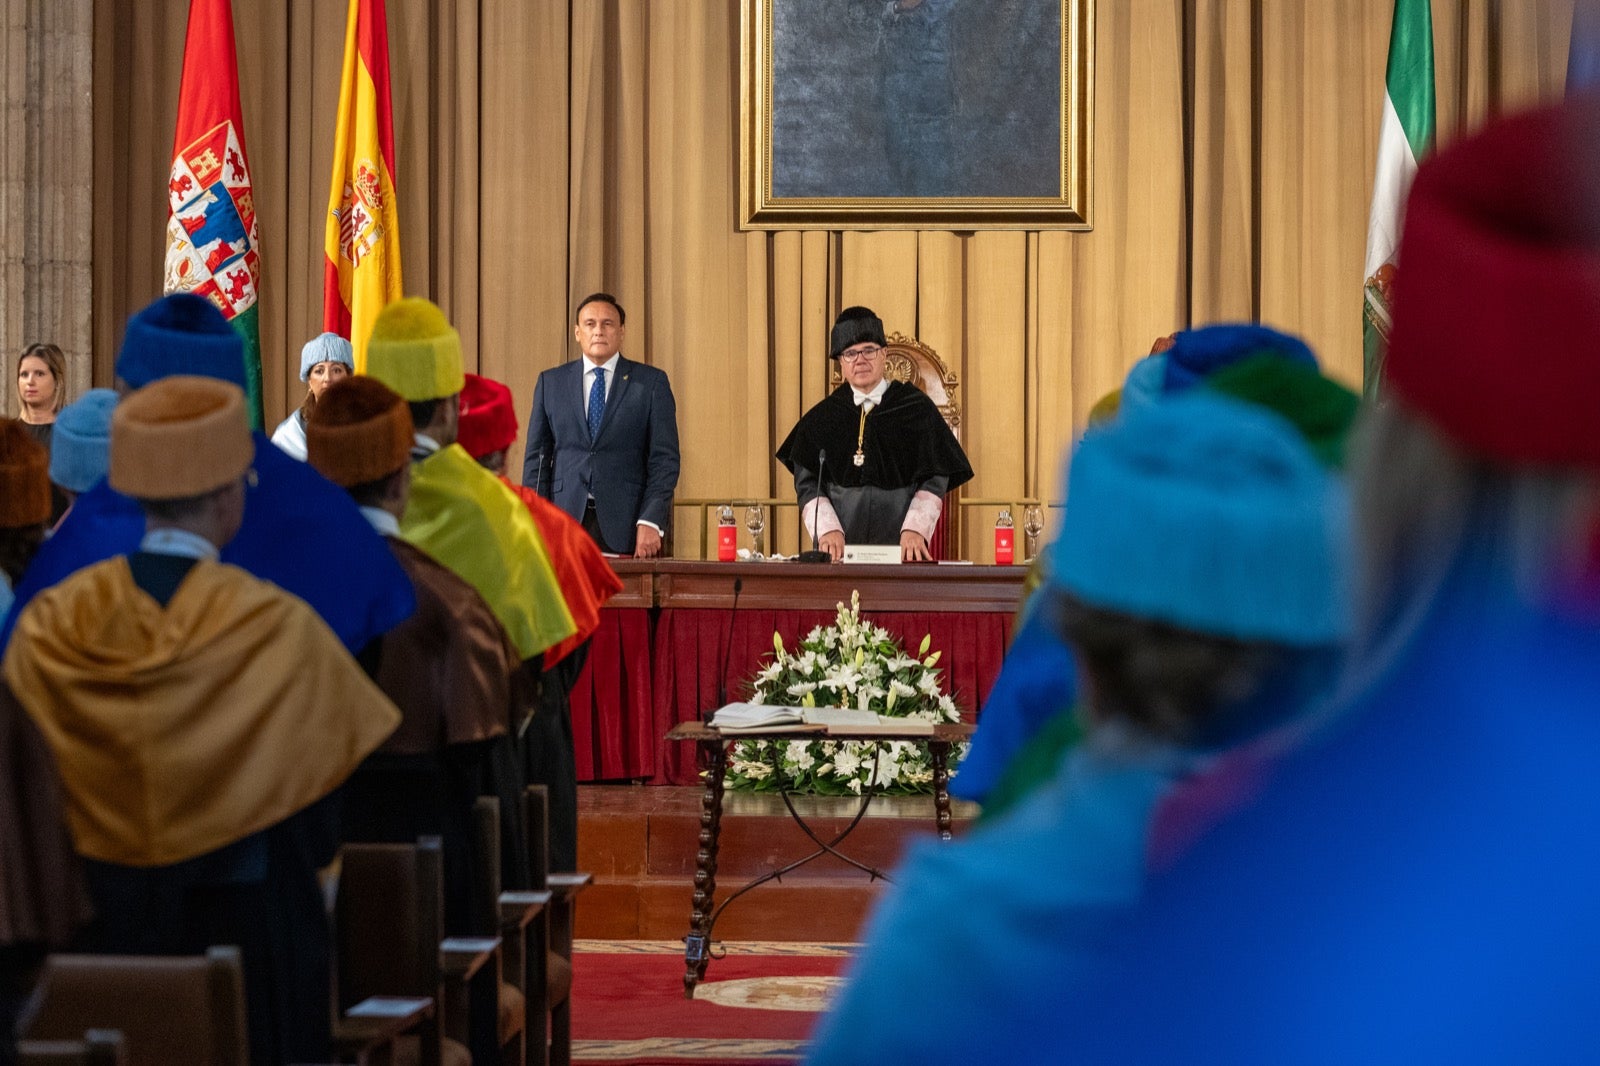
579, 876, 891, 941
575, 785, 978, 941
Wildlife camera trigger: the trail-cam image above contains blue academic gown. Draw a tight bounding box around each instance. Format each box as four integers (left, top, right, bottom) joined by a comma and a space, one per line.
1, 430, 415, 653
807, 724, 1203, 1066
809, 647, 1337, 1066
1018, 557, 1600, 1063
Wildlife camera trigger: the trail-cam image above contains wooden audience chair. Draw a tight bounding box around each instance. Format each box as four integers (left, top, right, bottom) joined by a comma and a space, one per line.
20, 947, 246, 1066
829, 331, 964, 558
16, 1030, 126, 1066
472, 796, 549, 1066
335, 838, 498, 1066
523, 785, 592, 1066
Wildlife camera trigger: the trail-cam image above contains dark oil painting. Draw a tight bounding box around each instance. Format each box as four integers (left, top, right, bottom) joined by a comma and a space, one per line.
769, 0, 1064, 200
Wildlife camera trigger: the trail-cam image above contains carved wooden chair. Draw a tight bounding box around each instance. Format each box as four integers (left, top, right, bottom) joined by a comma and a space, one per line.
21, 947, 247, 1066
830, 331, 964, 558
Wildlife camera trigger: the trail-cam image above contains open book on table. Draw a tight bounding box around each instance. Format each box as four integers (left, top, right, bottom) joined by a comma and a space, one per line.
708, 703, 935, 736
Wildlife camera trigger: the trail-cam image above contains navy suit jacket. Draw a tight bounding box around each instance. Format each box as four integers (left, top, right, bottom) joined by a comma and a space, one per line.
522, 355, 680, 553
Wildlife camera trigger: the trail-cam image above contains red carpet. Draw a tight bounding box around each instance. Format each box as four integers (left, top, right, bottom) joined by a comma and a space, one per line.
571, 940, 852, 1064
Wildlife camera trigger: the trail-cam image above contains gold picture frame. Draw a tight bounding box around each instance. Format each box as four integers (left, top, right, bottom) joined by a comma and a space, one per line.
740, 0, 1094, 231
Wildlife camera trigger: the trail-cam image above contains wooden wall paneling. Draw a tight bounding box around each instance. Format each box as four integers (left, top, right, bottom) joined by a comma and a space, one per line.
962, 231, 1028, 563
837, 231, 920, 343
763, 231, 804, 553
1031, 231, 1073, 508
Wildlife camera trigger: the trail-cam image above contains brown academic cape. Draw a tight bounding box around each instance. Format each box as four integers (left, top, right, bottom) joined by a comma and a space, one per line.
373, 538, 521, 753
0, 682, 90, 949
343, 537, 531, 938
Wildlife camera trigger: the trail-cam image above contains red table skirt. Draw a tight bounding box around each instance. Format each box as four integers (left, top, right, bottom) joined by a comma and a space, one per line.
569, 609, 655, 781
571, 607, 1014, 784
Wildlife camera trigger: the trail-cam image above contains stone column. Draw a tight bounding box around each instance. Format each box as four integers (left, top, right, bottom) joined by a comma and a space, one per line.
0, 0, 93, 414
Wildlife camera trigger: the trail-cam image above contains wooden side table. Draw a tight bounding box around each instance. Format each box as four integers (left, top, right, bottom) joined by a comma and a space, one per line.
665, 721, 974, 997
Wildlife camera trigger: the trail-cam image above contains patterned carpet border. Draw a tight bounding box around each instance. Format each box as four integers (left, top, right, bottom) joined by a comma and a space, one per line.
572, 941, 851, 1061
574, 1037, 807, 1061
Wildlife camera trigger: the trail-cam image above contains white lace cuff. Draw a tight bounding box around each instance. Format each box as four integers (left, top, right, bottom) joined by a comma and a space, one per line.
900, 490, 943, 542
802, 497, 844, 539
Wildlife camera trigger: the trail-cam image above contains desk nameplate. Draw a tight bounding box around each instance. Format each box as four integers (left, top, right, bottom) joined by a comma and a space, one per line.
841, 544, 901, 565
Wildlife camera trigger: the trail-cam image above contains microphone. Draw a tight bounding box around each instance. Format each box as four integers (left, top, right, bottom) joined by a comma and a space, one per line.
796, 448, 831, 564
711, 577, 744, 720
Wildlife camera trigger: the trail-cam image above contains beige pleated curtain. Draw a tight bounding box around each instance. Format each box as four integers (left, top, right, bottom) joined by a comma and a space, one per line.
92, 0, 1581, 558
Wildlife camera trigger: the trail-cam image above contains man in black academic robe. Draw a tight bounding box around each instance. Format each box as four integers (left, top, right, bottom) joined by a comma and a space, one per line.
778, 306, 973, 561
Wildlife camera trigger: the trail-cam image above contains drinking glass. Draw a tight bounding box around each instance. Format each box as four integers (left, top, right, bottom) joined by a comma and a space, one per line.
744, 505, 766, 559
1022, 505, 1045, 560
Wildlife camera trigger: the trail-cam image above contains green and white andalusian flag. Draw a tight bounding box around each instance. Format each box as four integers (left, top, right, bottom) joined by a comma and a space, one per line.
1363, 0, 1435, 400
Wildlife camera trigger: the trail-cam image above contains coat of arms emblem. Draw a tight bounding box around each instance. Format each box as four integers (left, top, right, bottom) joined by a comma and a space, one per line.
163, 120, 259, 320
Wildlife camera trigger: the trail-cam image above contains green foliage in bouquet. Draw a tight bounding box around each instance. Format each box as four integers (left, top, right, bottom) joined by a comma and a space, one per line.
726, 592, 964, 795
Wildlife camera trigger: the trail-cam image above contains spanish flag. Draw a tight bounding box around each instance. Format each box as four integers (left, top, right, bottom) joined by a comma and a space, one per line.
163, 0, 265, 428
323, 0, 402, 372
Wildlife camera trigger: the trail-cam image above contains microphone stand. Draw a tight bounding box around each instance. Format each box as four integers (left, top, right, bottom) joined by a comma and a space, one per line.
796, 448, 832, 563
710, 577, 744, 721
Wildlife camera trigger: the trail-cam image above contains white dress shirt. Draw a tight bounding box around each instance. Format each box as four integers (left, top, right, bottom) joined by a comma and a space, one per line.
139, 527, 221, 561
850, 377, 891, 408
360, 506, 401, 538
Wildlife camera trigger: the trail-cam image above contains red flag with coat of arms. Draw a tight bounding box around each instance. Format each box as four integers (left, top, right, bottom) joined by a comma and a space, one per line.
163, 0, 264, 428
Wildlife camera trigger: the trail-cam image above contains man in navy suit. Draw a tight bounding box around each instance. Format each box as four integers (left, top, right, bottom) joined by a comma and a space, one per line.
522, 293, 680, 557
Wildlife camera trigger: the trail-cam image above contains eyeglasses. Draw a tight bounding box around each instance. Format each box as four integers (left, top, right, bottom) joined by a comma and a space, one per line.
839, 346, 883, 365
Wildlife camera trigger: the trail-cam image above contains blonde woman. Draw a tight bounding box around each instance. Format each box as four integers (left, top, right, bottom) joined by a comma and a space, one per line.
16, 344, 69, 522
15, 343, 66, 446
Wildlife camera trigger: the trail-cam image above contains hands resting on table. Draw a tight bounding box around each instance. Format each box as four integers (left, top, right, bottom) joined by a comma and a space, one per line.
817, 530, 932, 563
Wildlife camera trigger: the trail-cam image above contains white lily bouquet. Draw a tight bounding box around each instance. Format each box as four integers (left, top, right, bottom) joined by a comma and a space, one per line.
726, 591, 964, 795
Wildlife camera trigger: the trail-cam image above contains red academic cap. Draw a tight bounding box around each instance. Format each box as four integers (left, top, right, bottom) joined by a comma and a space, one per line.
457, 372, 519, 459
1386, 91, 1600, 468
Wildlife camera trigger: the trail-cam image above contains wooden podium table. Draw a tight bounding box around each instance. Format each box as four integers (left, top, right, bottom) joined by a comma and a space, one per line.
569, 561, 1023, 784
666, 720, 977, 997
651, 559, 1024, 613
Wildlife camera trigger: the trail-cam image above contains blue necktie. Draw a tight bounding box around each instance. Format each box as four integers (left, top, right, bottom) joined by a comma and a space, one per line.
587, 368, 606, 440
